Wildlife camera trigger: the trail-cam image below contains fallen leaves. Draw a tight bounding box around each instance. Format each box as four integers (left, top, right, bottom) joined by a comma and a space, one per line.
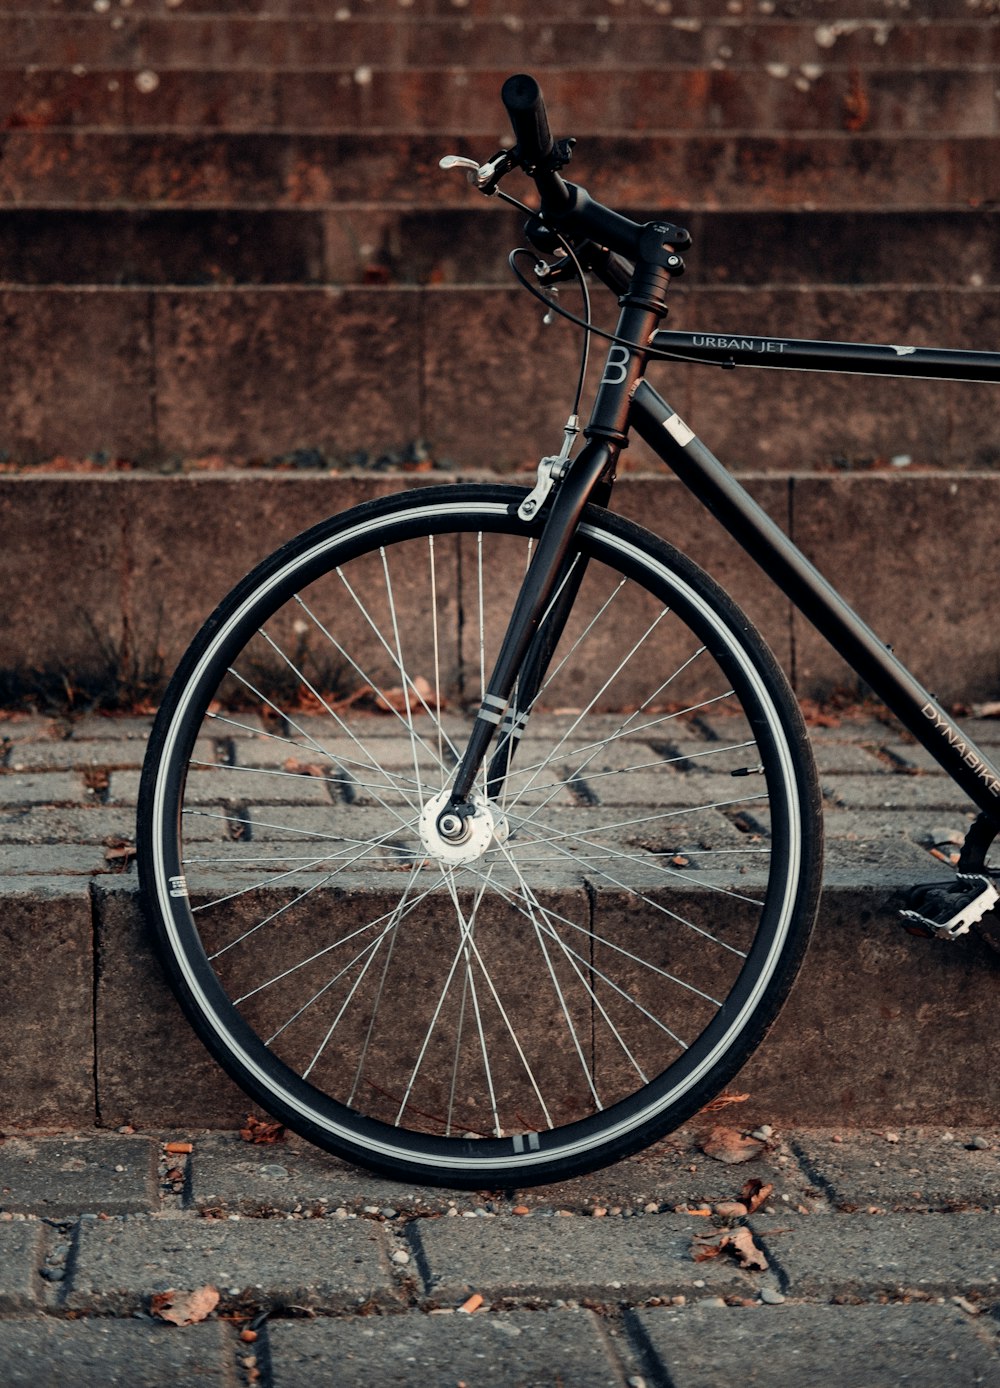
712, 1179, 775, 1221
150, 1285, 219, 1326
740, 1178, 775, 1216
286, 675, 445, 718
283, 756, 328, 779
103, 836, 136, 871
701, 1126, 766, 1165
698, 1091, 750, 1115
240, 1115, 286, 1145
692, 1226, 769, 1272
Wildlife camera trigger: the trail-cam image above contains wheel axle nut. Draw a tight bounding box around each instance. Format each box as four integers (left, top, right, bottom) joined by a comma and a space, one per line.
438, 812, 468, 841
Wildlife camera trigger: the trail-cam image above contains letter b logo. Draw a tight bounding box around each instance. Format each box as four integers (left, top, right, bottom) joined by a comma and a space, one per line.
602, 346, 631, 385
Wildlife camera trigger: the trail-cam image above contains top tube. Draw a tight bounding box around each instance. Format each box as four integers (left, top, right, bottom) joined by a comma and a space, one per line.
650, 330, 1000, 384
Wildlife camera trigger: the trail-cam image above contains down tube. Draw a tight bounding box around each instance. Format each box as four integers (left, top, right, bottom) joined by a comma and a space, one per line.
629, 379, 1000, 821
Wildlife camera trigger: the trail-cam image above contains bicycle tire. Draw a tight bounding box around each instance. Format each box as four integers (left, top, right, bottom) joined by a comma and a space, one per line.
138, 483, 822, 1187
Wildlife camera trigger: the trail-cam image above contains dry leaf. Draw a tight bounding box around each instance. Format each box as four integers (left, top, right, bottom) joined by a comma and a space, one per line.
728, 1226, 769, 1271
691, 1227, 768, 1272
283, 757, 327, 779
698, 1092, 750, 1114
103, 837, 136, 871
973, 701, 1000, 719
701, 1126, 765, 1164
375, 675, 439, 715
739, 1179, 774, 1215
240, 1115, 286, 1145
150, 1285, 220, 1326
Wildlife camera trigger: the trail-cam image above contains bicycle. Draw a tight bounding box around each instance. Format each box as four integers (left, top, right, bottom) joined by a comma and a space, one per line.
137, 74, 1000, 1189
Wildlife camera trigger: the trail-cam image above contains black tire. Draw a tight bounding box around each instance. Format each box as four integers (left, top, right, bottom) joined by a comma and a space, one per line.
137, 484, 822, 1187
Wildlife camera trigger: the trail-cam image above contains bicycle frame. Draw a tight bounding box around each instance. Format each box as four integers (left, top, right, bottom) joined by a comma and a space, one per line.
630, 331, 1000, 824
447, 260, 1000, 831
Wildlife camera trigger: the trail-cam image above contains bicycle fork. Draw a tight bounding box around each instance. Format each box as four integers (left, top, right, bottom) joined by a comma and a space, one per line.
430, 235, 681, 847
436, 435, 617, 845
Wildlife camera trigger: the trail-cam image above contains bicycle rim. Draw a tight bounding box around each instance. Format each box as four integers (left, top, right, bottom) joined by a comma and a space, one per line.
139, 484, 821, 1185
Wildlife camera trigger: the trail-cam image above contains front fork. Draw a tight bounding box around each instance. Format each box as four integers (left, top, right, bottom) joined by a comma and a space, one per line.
444, 434, 619, 818
437, 241, 678, 831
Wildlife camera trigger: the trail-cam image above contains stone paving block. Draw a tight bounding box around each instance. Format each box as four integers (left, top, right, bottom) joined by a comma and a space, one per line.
632, 1303, 1000, 1388
0, 843, 109, 876
6, 738, 148, 772
0, 880, 94, 1128
820, 775, 972, 814
189, 1133, 456, 1217
411, 1213, 766, 1307
510, 1128, 815, 1216
811, 743, 887, 776
188, 1127, 816, 1220
0, 772, 89, 806
0, 1221, 44, 1312
267, 1308, 625, 1388
756, 1213, 1000, 1301
0, 1319, 238, 1388
0, 1136, 159, 1217
0, 805, 136, 847
64, 1212, 399, 1315
791, 1130, 1000, 1212
821, 834, 939, 884
821, 809, 964, 844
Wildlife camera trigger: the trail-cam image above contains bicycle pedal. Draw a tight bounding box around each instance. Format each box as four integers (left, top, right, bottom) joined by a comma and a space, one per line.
899, 873, 1000, 940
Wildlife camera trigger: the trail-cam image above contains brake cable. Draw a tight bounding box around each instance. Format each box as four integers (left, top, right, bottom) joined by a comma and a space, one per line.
492, 187, 715, 372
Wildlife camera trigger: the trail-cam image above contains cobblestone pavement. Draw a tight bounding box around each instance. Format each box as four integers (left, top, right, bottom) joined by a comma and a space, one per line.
0, 1126, 998, 1386
1, 712, 999, 1382
4, 706, 999, 890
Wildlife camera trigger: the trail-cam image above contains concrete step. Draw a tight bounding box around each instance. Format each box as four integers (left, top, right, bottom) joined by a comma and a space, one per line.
0, 206, 995, 287
2, 470, 999, 707
1, 709, 998, 1132
1, 13, 997, 73
4, 64, 997, 135
0, 0, 984, 17
0, 284, 997, 471
0, 129, 992, 210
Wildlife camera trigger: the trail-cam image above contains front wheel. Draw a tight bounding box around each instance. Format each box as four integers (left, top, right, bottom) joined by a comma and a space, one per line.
138, 483, 822, 1187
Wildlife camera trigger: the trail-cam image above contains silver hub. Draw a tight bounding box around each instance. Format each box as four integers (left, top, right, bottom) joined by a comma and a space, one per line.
418, 788, 507, 865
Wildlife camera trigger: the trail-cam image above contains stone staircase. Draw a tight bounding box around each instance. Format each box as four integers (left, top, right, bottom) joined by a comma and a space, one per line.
1, 0, 999, 695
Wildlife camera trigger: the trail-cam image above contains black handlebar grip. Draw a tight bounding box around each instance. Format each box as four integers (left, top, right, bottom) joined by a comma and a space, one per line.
501, 73, 554, 166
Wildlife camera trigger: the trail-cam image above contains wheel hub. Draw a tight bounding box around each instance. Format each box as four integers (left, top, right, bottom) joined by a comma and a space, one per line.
418, 788, 508, 865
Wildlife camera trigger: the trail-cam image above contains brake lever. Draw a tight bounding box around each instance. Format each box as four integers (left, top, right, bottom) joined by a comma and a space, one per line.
438, 150, 516, 196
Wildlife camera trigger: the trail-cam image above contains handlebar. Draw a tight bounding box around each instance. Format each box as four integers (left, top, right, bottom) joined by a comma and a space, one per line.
445, 73, 690, 297
500, 73, 554, 169
499, 73, 651, 265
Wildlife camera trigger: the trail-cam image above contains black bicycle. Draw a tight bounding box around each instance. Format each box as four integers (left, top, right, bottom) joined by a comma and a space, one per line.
137, 75, 1000, 1188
